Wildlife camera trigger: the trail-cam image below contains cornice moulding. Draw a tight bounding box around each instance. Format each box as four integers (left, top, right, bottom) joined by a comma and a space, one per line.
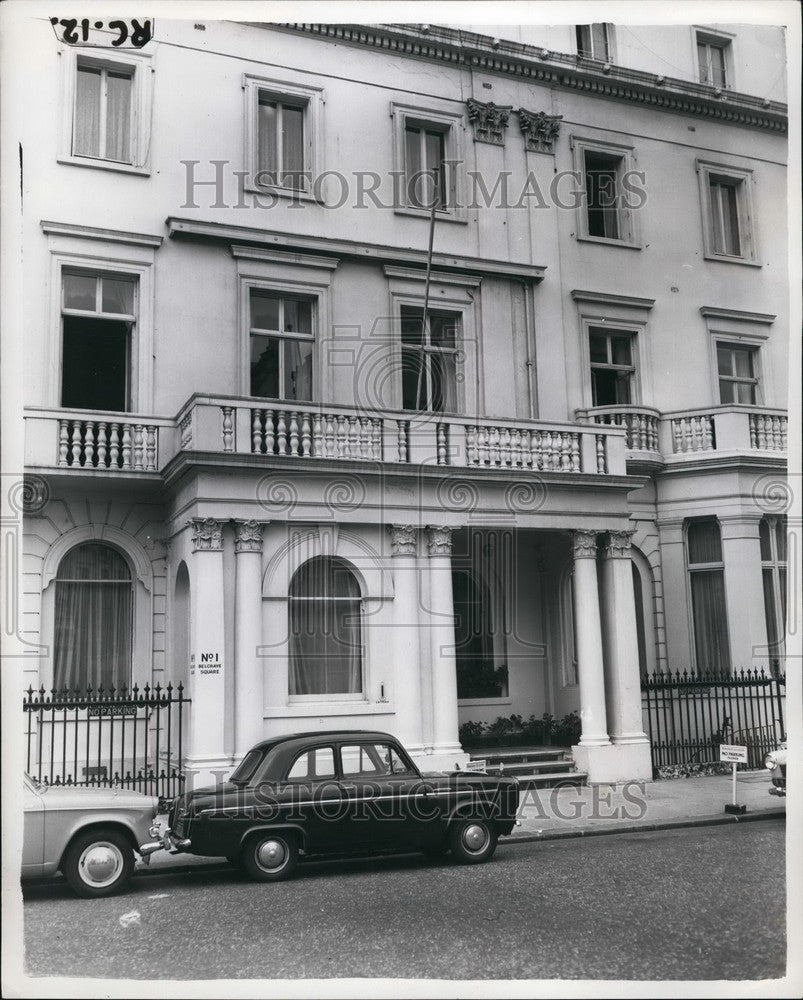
699, 306, 776, 324
41, 221, 164, 248
571, 289, 656, 310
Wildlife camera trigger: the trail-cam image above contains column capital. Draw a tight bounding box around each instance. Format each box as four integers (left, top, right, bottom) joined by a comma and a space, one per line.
188, 517, 224, 552
233, 519, 265, 554
604, 529, 635, 559
426, 525, 453, 557
388, 524, 418, 556
571, 529, 599, 560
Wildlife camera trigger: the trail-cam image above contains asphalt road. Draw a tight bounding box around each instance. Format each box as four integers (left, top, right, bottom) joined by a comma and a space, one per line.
21, 821, 785, 982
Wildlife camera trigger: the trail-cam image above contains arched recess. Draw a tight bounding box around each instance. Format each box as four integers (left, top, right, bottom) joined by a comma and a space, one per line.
172, 561, 191, 692
40, 524, 154, 689
630, 544, 657, 678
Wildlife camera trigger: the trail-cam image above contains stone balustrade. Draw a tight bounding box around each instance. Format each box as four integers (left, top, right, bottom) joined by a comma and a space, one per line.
576, 406, 661, 454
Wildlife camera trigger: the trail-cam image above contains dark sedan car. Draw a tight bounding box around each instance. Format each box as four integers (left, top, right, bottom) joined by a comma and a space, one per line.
164, 731, 520, 881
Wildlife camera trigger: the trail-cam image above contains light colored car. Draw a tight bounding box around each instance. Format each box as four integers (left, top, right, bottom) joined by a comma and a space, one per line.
764, 743, 787, 797
22, 774, 163, 897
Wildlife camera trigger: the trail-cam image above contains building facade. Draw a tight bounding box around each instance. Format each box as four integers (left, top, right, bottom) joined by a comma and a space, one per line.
17, 19, 788, 786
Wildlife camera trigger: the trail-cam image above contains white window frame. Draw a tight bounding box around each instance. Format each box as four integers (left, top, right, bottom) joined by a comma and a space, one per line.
570, 136, 641, 248
385, 266, 480, 414
58, 46, 153, 175
248, 290, 316, 404
693, 26, 735, 90
696, 159, 759, 265
45, 227, 158, 413
588, 326, 638, 407
715, 341, 759, 405
576, 23, 615, 62
243, 74, 324, 202
390, 102, 467, 222
708, 332, 768, 406
233, 246, 337, 404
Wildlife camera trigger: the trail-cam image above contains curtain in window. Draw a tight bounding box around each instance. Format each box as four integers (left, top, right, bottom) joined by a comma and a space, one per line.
105, 72, 132, 162
687, 520, 723, 564
257, 101, 278, 177
281, 105, 304, 187
74, 66, 101, 156
690, 571, 731, 675
53, 543, 133, 691
289, 557, 362, 695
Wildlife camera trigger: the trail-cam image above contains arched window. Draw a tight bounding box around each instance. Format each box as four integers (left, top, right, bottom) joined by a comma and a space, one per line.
54, 542, 133, 691
289, 557, 363, 696
686, 519, 731, 676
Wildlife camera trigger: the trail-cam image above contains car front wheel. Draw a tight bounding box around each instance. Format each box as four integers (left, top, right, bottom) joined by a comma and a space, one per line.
62, 828, 136, 898
448, 819, 498, 864
241, 831, 299, 882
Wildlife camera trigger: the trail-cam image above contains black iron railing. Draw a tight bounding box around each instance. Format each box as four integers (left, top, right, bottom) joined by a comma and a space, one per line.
23, 683, 189, 797
642, 669, 785, 771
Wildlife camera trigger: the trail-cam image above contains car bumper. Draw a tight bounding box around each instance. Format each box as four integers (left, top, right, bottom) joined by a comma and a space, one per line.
769, 784, 786, 797
163, 830, 192, 853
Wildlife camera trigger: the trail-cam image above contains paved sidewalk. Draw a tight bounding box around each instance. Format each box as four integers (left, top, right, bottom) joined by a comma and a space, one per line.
138, 770, 784, 875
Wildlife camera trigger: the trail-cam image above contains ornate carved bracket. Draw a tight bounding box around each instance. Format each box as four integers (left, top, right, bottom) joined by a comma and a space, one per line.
604, 529, 635, 559
233, 519, 264, 554
467, 98, 512, 146
188, 517, 224, 552
389, 524, 418, 556
518, 108, 563, 153
426, 525, 454, 557
572, 529, 599, 560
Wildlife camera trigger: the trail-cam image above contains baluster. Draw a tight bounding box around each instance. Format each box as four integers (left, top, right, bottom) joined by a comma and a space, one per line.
121, 423, 132, 469
541, 431, 552, 469
749, 414, 758, 449
264, 410, 275, 455
96, 422, 107, 468
71, 422, 83, 466
530, 430, 542, 470
359, 418, 370, 460
397, 420, 408, 463
252, 409, 262, 453
779, 417, 787, 451
510, 429, 522, 467
288, 412, 299, 456
348, 416, 359, 459
596, 435, 606, 473
436, 424, 448, 466
323, 415, 334, 458
336, 417, 347, 458
59, 421, 69, 466
83, 420, 95, 466
276, 411, 287, 455
490, 426, 501, 466
146, 426, 157, 471
221, 407, 234, 452
301, 413, 312, 457
133, 424, 145, 470
372, 419, 382, 460
466, 426, 478, 465
312, 413, 323, 457
520, 430, 532, 468
671, 419, 681, 454
570, 434, 580, 472
477, 425, 489, 465
649, 416, 658, 452
703, 416, 714, 450
758, 415, 769, 450
560, 432, 571, 470
109, 423, 120, 468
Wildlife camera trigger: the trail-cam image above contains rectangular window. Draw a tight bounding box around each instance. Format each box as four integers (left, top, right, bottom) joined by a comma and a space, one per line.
257, 94, 307, 190
286, 747, 336, 781
61, 271, 136, 412
709, 177, 742, 256
697, 35, 729, 87
73, 61, 133, 163
572, 137, 639, 247
696, 161, 756, 264
686, 519, 731, 676
249, 291, 314, 401
404, 124, 447, 208
584, 150, 623, 240
576, 23, 611, 60
400, 306, 459, 412
589, 328, 635, 406
717, 342, 758, 403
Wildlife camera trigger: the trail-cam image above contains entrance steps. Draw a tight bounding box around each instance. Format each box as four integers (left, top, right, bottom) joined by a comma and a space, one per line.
467, 746, 587, 789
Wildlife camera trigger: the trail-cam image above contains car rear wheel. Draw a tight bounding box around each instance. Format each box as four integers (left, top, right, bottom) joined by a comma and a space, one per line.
242, 832, 299, 882
62, 828, 135, 898
448, 819, 497, 864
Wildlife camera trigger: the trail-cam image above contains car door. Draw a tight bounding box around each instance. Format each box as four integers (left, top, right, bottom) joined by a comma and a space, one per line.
278, 745, 343, 855
22, 777, 45, 875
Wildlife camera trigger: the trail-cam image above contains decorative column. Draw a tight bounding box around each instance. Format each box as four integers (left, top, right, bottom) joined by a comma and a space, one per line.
186, 517, 228, 786
571, 530, 611, 747
233, 520, 265, 759
601, 530, 650, 752
389, 526, 423, 752
425, 526, 465, 763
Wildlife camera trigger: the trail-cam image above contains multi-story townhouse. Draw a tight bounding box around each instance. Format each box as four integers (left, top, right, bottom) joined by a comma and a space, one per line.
16, 19, 788, 787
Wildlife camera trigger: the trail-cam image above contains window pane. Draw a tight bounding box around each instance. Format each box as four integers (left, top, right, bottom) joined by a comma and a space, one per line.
105, 71, 132, 162
759, 517, 772, 561
61, 317, 129, 411
690, 570, 731, 675
281, 104, 305, 188
710, 45, 726, 87
401, 308, 423, 345
576, 26, 591, 56
687, 519, 722, 564
424, 130, 446, 206
287, 747, 335, 780
341, 744, 394, 777
57, 542, 131, 580
591, 23, 609, 60
775, 518, 787, 563
63, 273, 98, 311
257, 99, 278, 177
430, 350, 456, 412
250, 335, 279, 397
74, 65, 101, 156
430, 313, 457, 347
611, 336, 631, 366
717, 345, 733, 376
697, 42, 709, 82
251, 292, 280, 331
719, 378, 735, 404
405, 126, 423, 208
283, 298, 311, 335
591, 368, 619, 407
762, 567, 779, 649
734, 381, 756, 404
284, 339, 313, 401
732, 348, 753, 378
101, 277, 135, 315
589, 332, 608, 364
402, 348, 425, 410
585, 152, 620, 239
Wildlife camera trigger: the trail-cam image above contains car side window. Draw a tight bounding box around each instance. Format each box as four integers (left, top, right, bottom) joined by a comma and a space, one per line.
286, 746, 336, 781
340, 743, 414, 777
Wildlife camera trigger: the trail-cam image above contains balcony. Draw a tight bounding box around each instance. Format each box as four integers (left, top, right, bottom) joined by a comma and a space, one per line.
25, 397, 630, 481
576, 404, 787, 470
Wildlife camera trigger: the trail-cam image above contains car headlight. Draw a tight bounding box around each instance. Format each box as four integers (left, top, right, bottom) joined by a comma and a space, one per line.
764, 754, 778, 770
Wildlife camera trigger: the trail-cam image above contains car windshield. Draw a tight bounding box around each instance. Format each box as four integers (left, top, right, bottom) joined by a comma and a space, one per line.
230, 748, 264, 784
